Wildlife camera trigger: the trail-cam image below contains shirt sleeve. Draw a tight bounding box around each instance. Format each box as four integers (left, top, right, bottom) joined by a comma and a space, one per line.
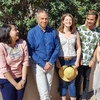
27, 30, 46, 68
0, 44, 9, 74
49, 30, 60, 65
21, 40, 29, 67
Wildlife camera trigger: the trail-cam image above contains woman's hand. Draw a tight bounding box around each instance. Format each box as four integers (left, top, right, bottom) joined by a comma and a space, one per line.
18, 79, 26, 87
74, 61, 79, 69
14, 82, 24, 90
56, 62, 61, 69
56, 61, 62, 69
56, 58, 62, 69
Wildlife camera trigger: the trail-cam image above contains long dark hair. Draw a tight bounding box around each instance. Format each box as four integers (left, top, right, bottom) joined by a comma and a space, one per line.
0, 24, 12, 44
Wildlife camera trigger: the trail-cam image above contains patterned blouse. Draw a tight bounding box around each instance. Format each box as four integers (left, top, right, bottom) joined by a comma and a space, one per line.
78, 24, 100, 65
58, 31, 77, 57
5, 43, 22, 60
0, 39, 29, 79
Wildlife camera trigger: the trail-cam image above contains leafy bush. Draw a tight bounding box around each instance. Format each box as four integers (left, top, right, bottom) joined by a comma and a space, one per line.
0, 0, 99, 39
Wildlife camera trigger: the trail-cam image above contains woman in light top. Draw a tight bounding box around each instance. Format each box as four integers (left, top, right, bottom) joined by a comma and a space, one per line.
90, 38, 100, 100
56, 13, 81, 100
0, 24, 29, 100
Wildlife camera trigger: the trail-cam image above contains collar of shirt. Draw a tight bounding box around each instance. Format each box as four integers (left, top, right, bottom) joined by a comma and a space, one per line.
84, 24, 97, 32
37, 25, 49, 33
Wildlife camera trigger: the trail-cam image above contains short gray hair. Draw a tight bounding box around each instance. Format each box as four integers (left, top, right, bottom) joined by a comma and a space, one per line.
35, 9, 48, 19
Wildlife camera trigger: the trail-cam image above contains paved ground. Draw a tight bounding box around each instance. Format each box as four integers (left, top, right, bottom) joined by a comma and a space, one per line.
90, 95, 96, 100
0, 91, 96, 100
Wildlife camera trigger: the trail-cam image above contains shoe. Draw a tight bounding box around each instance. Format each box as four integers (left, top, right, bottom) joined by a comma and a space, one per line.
76, 97, 81, 100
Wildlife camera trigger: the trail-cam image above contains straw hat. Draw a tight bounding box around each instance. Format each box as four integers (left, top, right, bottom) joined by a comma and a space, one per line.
59, 65, 78, 82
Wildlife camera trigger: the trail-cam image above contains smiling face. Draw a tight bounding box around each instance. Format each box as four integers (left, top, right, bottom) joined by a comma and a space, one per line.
63, 15, 72, 28
36, 12, 48, 30
86, 14, 97, 29
9, 25, 19, 42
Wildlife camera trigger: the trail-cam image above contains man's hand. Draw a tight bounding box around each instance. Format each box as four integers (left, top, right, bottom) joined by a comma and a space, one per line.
89, 60, 95, 68
44, 62, 52, 71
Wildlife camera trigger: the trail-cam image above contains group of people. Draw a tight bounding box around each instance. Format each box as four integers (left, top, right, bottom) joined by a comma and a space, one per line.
0, 8, 100, 100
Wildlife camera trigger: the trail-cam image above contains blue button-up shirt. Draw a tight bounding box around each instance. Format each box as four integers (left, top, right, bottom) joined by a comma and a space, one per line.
27, 25, 60, 68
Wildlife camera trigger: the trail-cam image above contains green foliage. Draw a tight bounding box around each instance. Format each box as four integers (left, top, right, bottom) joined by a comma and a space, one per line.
0, 0, 99, 39
74, 0, 100, 26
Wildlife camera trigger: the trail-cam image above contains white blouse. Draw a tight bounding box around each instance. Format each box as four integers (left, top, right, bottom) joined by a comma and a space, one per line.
58, 31, 77, 57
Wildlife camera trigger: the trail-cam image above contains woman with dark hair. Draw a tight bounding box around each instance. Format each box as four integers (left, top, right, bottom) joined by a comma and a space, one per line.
0, 24, 29, 100
56, 13, 81, 100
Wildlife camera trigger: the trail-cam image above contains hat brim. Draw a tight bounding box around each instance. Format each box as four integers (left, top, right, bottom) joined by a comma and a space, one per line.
59, 65, 78, 82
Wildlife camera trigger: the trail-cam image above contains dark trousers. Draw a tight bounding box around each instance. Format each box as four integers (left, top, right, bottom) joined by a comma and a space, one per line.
76, 65, 91, 99
0, 77, 26, 100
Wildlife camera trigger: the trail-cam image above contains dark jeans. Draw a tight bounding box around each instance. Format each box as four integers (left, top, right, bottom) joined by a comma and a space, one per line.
0, 77, 26, 100
76, 65, 91, 99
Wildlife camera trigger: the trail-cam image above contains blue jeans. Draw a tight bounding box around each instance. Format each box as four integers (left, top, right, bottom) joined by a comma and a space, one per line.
0, 77, 26, 100
58, 57, 76, 97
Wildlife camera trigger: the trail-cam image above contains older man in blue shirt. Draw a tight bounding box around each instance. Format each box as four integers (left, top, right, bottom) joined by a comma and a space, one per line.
27, 9, 60, 100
